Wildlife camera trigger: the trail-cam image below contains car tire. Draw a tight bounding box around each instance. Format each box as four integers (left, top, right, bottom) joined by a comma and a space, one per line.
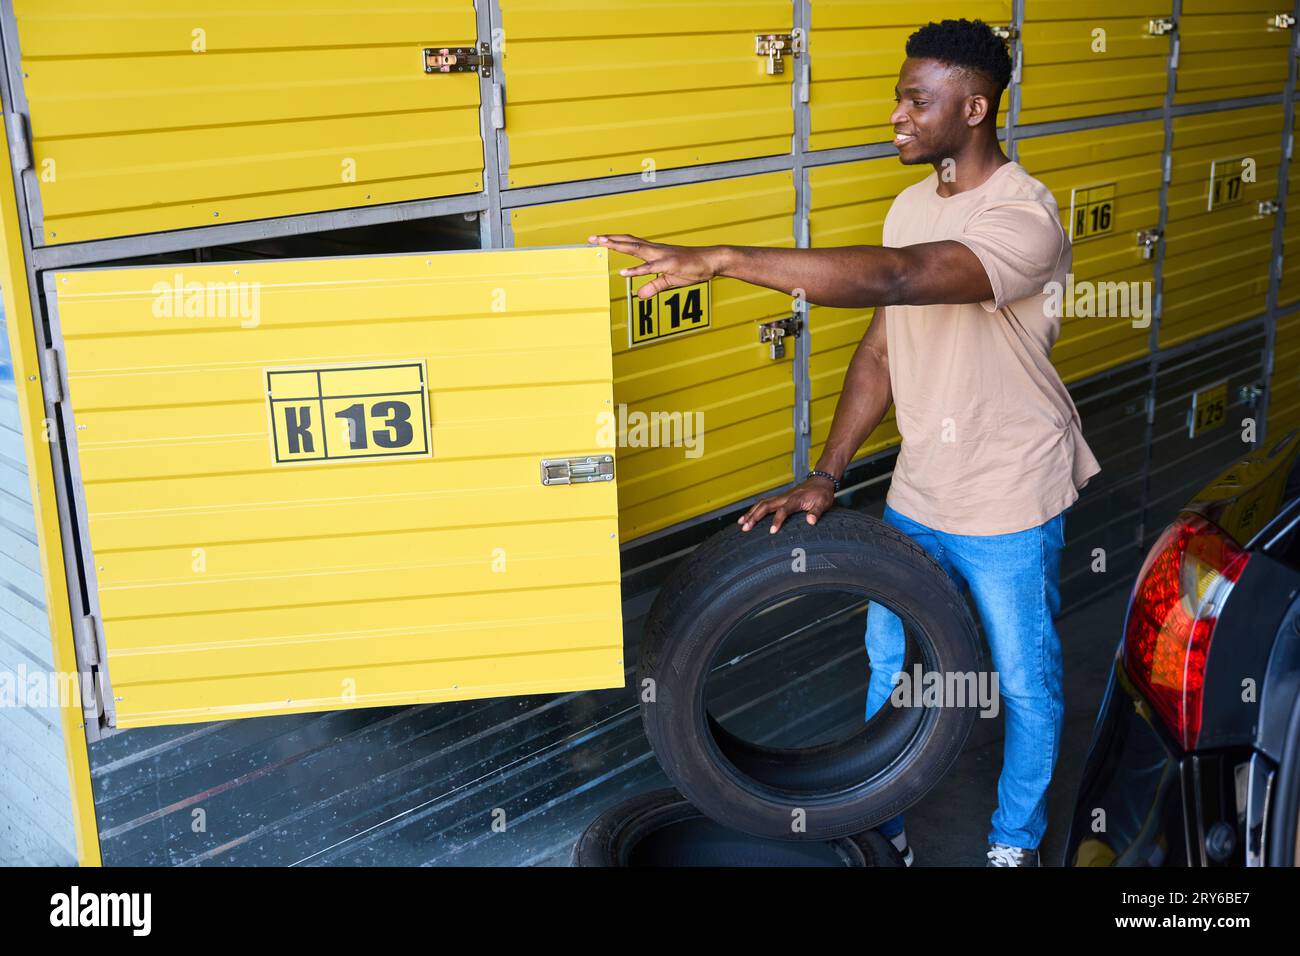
638, 507, 983, 841
571, 788, 906, 867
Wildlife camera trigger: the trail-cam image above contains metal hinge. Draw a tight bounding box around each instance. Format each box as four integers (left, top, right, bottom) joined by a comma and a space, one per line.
1258, 199, 1281, 216
76, 613, 101, 667
6, 112, 30, 172
1147, 17, 1176, 37
758, 316, 802, 359
1271, 12, 1296, 30
424, 42, 493, 77
41, 347, 63, 403
989, 25, 1018, 42
1136, 227, 1163, 259
756, 33, 799, 75
799, 399, 810, 436
540, 455, 614, 485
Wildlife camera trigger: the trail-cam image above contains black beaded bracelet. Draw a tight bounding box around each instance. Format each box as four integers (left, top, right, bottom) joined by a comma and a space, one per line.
806, 469, 841, 492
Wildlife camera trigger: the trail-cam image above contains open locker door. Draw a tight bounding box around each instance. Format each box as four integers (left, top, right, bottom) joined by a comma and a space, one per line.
44, 246, 624, 733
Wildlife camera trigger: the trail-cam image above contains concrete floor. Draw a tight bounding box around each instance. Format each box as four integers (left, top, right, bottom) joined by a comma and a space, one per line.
900, 581, 1131, 866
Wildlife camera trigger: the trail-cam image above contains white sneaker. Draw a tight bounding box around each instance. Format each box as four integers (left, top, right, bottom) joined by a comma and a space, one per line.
986, 842, 1039, 867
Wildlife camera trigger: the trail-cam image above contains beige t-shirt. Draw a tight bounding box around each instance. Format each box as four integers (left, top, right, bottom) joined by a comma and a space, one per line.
881, 160, 1101, 535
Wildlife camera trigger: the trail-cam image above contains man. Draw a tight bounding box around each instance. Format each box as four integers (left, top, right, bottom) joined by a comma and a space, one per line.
588, 18, 1099, 867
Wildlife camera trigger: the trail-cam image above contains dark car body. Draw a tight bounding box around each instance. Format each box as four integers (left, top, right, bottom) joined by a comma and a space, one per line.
1066, 428, 1300, 866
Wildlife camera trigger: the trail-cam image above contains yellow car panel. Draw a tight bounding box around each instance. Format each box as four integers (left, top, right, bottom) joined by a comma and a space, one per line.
50, 247, 623, 728
16, 0, 483, 245
511, 172, 798, 540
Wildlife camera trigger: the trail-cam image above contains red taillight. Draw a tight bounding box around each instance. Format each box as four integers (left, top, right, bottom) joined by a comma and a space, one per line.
1122, 512, 1250, 750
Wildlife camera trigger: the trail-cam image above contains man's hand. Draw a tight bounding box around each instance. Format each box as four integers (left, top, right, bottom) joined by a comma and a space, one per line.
738, 477, 837, 534
587, 233, 727, 299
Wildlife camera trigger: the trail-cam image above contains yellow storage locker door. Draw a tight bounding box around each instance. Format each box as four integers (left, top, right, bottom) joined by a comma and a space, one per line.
16, 0, 484, 245
497, 1, 794, 188
807, 158, 927, 463
1017, 121, 1163, 381
807, 1, 1012, 150
1271, 311, 1300, 439
511, 173, 797, 540
1019, 2, 1174, 126
48, 247, 623, 729
1174, 1, 1295, 105
1161, 105, 1282, 349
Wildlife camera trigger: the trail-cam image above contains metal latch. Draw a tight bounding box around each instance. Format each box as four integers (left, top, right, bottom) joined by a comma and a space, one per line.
1136, 227, 1163, 259
541, 455, 614, 485
1147, 17, 1176, 36
755, 33, 799, 75
758, 316, 802, 360
424, 42, 493, 77
1258, 199, 1281, 216
1271, 12, 1296, 30
989, 25, 1018, 42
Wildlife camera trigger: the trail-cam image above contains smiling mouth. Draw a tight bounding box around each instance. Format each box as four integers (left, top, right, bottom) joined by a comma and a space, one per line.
894, 133, 916, 147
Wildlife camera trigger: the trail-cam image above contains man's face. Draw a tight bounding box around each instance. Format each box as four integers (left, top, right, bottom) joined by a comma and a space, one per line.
890, 57, 983, 166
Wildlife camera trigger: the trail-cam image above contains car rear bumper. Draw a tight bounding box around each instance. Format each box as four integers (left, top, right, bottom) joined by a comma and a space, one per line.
1065, 660, 1269, 866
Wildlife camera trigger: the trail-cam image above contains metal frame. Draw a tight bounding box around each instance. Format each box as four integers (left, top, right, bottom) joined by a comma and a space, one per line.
38, 279, 117, 736
792, 0, 811, 482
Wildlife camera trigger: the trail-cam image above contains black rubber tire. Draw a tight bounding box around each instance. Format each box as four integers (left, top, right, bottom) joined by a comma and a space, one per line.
571, 788, 906, 867
638, 507, 983, 841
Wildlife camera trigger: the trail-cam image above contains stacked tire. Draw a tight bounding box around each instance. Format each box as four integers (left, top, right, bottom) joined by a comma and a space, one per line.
573, 508, 984, 864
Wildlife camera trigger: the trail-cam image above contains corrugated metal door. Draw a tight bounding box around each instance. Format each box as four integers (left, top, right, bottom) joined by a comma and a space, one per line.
496, 1, 795, 188
1161, 105, 1282, 348
1017, 121, 1163, 381
1174, 1, 1295, 105
806, 1, 1012, 150
47, 246, 623, 729
14, 0, 484, 245
807, 158, 927, 464
1019, 2, 1174, 126
510, 172, 798, 540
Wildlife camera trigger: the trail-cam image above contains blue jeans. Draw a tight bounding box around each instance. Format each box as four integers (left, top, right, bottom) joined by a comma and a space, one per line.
864, 503, 1067, 849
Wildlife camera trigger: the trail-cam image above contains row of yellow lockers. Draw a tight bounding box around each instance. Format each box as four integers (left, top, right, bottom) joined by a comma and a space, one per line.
508, 103, 1294, 525
11, 0, 1296, 246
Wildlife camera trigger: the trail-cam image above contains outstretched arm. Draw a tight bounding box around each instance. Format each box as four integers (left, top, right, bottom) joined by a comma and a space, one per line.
587, 233, 994, 309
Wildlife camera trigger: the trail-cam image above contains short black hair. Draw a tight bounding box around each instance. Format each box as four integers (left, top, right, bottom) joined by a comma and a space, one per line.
905, 18, 1013, 92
